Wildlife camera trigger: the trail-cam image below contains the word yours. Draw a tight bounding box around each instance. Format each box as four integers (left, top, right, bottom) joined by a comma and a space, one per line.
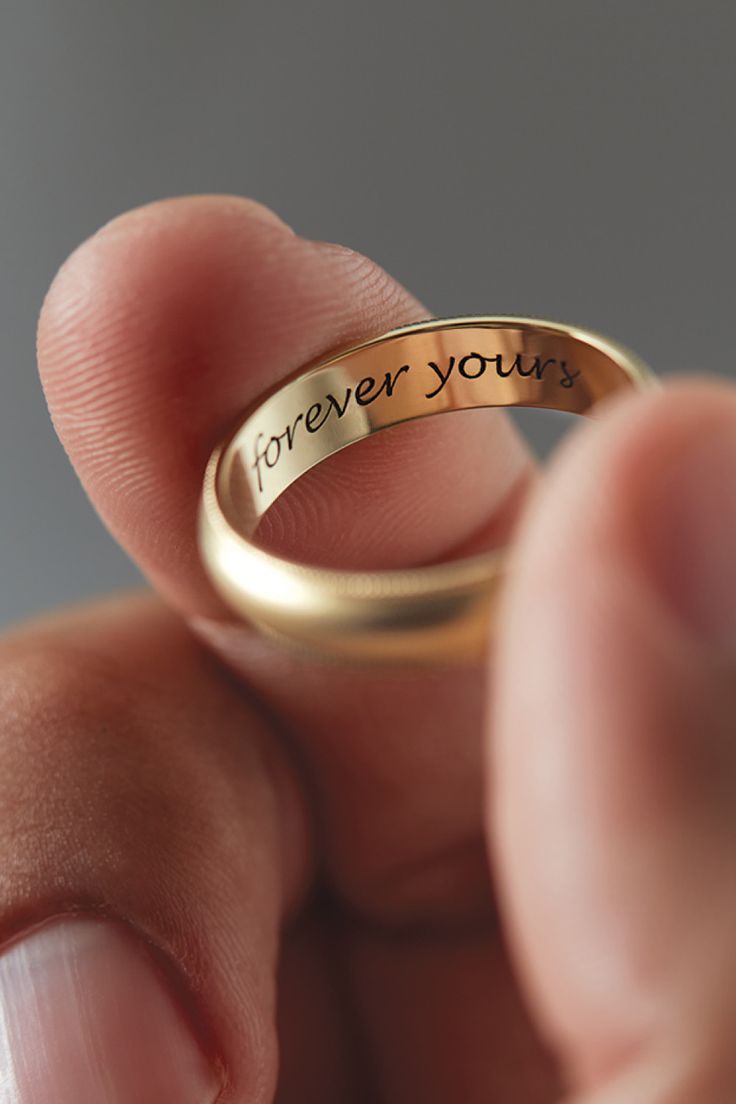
425, 351, 580, 399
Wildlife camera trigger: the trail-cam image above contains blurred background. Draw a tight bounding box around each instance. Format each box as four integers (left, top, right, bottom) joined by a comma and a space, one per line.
1, 1, 734, 626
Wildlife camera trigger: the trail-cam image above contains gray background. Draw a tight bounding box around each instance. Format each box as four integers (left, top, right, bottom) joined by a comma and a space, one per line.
1, 1, 734, 627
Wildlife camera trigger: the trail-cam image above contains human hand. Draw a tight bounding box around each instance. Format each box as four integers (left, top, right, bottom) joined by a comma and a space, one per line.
2, 196, 734, 1102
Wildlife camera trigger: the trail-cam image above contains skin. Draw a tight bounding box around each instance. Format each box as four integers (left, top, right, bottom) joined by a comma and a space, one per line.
2, 194, 735, 1101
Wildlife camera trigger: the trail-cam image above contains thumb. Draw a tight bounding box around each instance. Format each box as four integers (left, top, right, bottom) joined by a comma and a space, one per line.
488, 379, 736, 1102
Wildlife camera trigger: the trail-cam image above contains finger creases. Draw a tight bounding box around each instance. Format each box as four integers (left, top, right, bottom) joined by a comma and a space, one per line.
37, 194, 534, 929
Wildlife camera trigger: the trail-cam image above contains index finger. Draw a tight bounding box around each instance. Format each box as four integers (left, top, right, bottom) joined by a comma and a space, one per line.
38, 194, 534, 925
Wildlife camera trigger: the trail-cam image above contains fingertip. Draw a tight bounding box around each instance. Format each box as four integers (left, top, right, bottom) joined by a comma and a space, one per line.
495, 376, 736, 655
35, 193, 417, 612
488, 375, 736, 1081
35, 190, 421, 444
43, 192, 293, 286
585, 378, 736, 653
34, 191, 533, 620
37, 193, 295, 376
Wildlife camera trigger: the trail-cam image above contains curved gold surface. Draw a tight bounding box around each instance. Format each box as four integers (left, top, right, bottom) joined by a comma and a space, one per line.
199, 315, 655, 663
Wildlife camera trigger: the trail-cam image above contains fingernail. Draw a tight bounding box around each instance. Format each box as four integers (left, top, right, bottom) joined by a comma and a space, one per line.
0, 918, 220, 1104
641, 415, 736, 653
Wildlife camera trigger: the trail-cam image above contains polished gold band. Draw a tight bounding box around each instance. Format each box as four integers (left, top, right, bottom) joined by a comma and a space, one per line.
198, 315, 654, 663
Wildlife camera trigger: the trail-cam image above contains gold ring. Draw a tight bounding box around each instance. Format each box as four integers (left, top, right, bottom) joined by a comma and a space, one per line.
198, 315, 655, 663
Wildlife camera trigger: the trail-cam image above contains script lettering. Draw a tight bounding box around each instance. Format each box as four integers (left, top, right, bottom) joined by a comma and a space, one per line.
251, 347, 582, 492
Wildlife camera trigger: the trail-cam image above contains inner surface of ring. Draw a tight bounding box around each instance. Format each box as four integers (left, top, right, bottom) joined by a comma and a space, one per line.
216, 318, 648, 538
